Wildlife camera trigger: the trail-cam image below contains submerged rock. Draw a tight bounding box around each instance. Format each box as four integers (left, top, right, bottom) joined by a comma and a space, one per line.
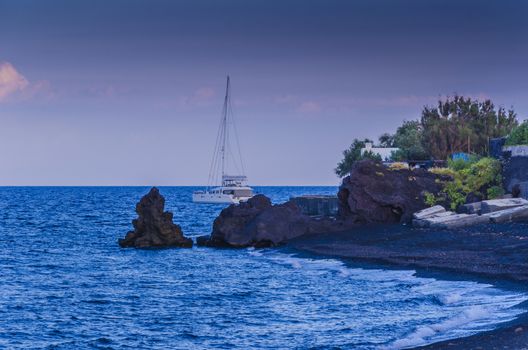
197, 194, 314, 248
338, 160, 445, 224
119, 187, 193, 249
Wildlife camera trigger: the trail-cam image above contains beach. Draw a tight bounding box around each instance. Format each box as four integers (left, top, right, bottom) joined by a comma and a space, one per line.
290, 223, 528, 349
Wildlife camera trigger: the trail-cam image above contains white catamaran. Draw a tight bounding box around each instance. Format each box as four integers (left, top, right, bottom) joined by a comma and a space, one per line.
192, 76, 254, 204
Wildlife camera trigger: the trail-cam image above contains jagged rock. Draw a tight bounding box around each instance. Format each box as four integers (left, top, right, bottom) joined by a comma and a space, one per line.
119, 187, 193, 248
338, 160, 446, 224
480, 198, 528, 214
197, 194, 313, 248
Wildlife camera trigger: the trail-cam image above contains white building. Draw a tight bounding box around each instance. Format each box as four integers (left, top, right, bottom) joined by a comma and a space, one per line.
361, 142, 399, 162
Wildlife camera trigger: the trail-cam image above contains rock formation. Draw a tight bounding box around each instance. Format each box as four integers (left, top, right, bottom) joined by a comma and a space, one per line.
197, 194, 315, 248
337, 160, 445, 224
119, 187, 193, 248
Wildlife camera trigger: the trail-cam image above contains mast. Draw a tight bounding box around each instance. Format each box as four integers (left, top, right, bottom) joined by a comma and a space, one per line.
220, 75, 230, 180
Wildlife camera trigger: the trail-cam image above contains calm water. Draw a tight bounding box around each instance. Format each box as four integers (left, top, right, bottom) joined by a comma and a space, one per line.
0, 187, 526, 349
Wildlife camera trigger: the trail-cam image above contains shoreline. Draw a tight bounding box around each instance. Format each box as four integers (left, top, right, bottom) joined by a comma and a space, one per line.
287, 223, 528, 349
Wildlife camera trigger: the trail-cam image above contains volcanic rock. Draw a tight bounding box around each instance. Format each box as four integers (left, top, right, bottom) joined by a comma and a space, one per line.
338, 160, 446, 224
119, 187, 193, 248
197, 194, 314, 248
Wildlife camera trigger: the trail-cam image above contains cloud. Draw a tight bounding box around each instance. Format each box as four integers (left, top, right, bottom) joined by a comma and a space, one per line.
274, 94, 297, 104
297, 101, 321, 113
194, 87, 215, 100
175, 87, 216, 107
0, 62, 29, 102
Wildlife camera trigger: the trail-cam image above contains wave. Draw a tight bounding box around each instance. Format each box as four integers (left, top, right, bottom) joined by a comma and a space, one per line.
246, 247, 263, 257
386, 306, 496, 349
254, 251, 528, 349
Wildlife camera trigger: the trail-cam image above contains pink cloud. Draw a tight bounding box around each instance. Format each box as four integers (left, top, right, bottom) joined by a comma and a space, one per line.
174, 87, 216, 107
194, 87, 215, 100
0, 62, 53, 102
0, 62, 29, 102
297, 101, 321, 113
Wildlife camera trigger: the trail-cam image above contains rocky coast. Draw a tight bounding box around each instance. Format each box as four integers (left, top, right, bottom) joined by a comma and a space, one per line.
120, 158, 528, 348
202, 159, 528, 349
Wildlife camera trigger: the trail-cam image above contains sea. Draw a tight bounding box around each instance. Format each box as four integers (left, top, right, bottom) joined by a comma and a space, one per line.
0, 186, 526, 349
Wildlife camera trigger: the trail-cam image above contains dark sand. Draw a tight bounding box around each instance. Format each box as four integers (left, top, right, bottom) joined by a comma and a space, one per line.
289, 223, 528, 349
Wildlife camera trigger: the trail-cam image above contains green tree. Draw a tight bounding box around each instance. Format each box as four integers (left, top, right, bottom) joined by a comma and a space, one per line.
391, 120, 429, 161
506, 120, 528, 145
378, 133, 395, 147
335, 138, 381, 177
421, 95, 518, 159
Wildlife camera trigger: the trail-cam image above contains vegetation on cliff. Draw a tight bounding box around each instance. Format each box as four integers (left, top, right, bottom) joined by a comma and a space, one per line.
336, 95, 519, 177
429, 157, 503, 210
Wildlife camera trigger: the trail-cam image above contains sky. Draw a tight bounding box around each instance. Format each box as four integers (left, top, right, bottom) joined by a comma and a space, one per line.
0, 0, 527, 186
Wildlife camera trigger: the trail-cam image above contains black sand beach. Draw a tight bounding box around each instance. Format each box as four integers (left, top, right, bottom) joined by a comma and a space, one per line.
290, 223, 528, 349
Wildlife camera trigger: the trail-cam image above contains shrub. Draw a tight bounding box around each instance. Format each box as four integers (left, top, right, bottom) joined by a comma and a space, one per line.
506, 121, 528, 146
429, 167, 456, 178
433, 157, 503, 210
447, 154, 480, 171
463, 157, 502, 194
423, 191, 437, 207
444, 179, 467, 210
487, 186, 505, 199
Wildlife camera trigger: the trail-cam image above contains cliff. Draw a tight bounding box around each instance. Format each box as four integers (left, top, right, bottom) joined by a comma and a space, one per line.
337, 160, 445, 224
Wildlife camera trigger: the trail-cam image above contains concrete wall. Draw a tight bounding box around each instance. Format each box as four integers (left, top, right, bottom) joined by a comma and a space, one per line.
502, 156, 528, 199
290, 195, 338, 217
503, 145, 528, 157
488, 139, 528, 199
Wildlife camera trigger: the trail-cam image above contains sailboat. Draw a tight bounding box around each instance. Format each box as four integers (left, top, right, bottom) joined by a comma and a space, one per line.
192, 76, 254, 204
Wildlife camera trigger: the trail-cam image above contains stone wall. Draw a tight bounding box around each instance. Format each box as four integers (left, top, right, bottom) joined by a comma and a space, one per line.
489, 138, 528, 199
503, 156, 528, 199
290, 195, 339, 217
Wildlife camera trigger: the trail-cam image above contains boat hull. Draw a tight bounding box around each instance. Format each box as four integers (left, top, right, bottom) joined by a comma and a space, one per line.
192, 192, 251, 204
